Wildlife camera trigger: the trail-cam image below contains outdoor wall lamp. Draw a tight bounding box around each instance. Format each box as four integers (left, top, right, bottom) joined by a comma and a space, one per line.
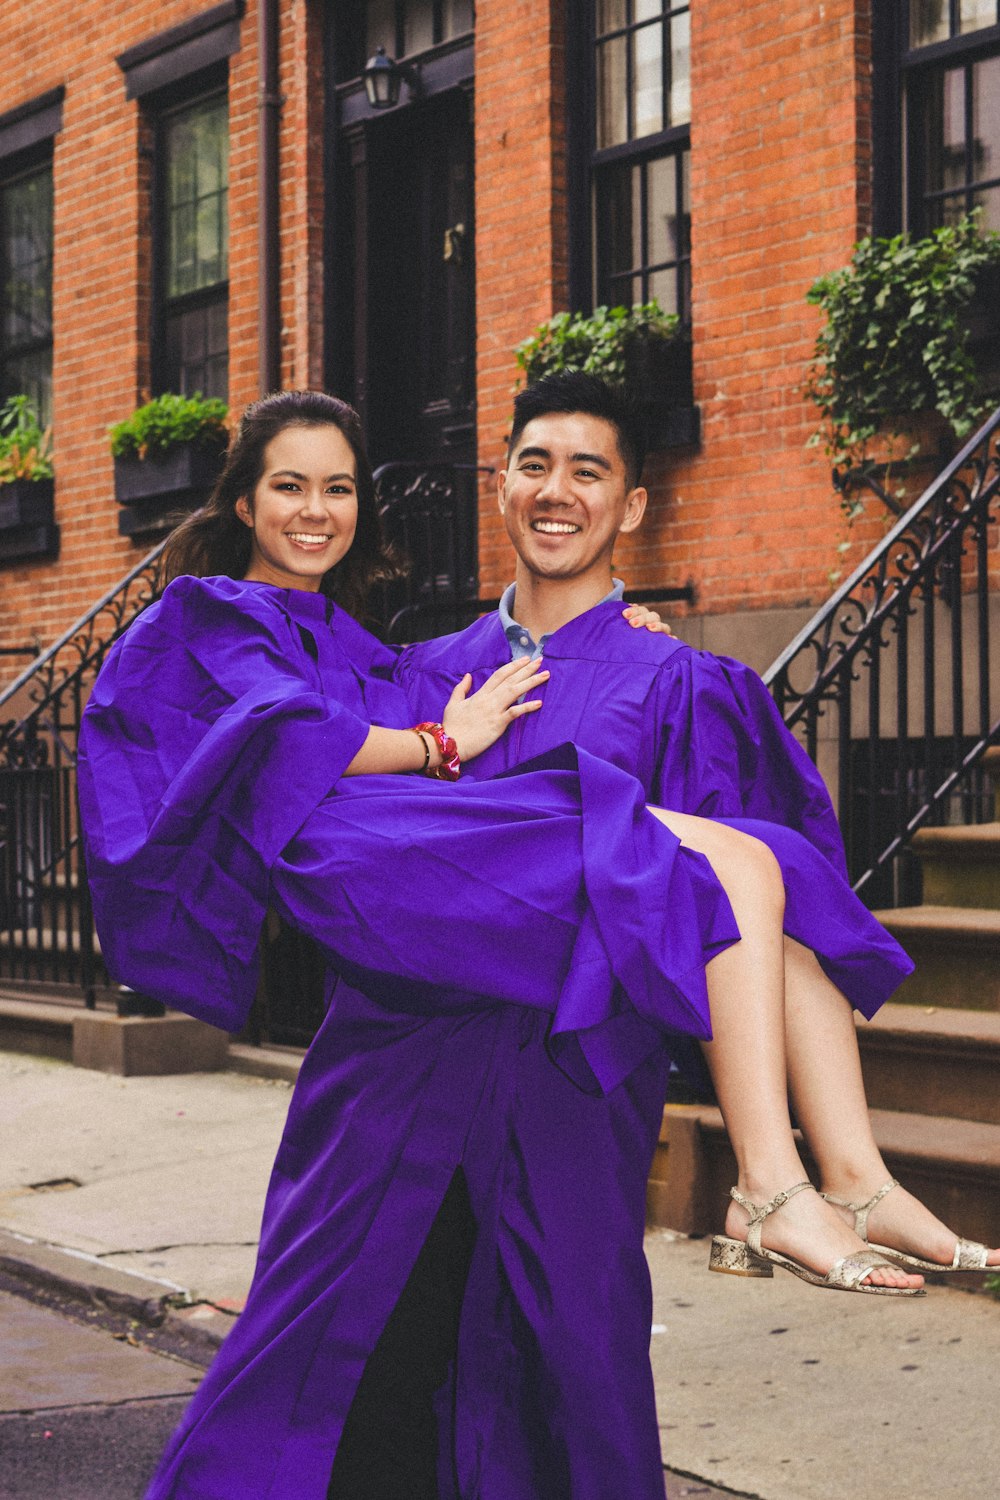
363, 46, 421, 109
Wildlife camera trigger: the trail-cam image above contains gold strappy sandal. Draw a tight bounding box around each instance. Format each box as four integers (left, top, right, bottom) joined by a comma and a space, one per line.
822, 1178, 993, 1273
709, 1181, 924, 1295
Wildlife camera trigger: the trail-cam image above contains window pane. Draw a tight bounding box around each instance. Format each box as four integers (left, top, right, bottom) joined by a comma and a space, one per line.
648, 264, 678, 316
608, 272, 642, 307
597, 0, 627, 34
670, 7, 691, 125
937, 191, 968, 224
2, 169, 53, 347
3, 346, 51, 426
926, 67, 967, 196
959, 0, 997, 35
169, 204, 197, 296
442, 0, 473, 38
601, 163, 641, 279
197, 196, 225, 285
648, 152, 678, 265
597, 36, 628, 146
165, 297, 228, 401
166, 96, 228, 298
910, 0, 949, 47
636, 0, 665, 20
973, 184, 1000, 230
633, 20, 664, 138
404, 0, 435, 55
972, 54, 1000, 185
366, 0, 396, 56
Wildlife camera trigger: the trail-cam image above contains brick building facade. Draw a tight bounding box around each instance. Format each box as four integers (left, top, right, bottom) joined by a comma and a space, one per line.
1, 0, 997, 670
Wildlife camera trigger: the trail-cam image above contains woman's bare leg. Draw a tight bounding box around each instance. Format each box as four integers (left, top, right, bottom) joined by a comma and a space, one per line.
783, 937, 1000, 1267
647, 808, 922, 1290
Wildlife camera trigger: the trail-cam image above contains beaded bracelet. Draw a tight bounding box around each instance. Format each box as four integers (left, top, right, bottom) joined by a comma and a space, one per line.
413, 721, 461, 781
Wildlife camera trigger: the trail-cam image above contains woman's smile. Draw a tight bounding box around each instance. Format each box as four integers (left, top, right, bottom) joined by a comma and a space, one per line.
236, 424, 360, 590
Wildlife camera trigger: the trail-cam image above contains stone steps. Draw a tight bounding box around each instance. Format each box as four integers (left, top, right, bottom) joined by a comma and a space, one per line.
872, 906, 1000, 1009
649, 1103, 1000, 1263
856, 1004, 1000, 1125
911, 822, 1000, 908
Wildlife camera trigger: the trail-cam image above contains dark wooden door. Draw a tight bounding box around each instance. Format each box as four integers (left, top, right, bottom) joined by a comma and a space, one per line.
363, 89, 476, 467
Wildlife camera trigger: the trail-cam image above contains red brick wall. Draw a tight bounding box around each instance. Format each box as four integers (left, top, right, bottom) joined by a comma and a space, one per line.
0, 1, 290, 660
474, 0, 570, 593
1, 0, 885, 660
473, 0, 877, 614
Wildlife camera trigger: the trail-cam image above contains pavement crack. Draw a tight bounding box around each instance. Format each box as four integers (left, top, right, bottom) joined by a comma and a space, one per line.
97, 1241, 259, 1256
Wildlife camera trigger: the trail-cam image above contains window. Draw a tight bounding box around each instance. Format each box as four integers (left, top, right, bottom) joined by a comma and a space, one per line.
903, 1, 1000, 233
0, 161, 53, 425
155, 91, 229, 399
590, 2, 691, 319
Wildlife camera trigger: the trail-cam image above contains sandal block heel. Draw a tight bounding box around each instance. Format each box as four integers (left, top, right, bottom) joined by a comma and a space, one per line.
709, 1235, 773, 1278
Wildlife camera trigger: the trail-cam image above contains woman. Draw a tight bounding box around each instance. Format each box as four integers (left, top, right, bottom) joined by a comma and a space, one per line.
78, 392, 995, 1500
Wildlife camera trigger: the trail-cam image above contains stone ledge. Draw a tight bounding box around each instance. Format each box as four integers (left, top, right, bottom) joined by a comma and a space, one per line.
71, 1010, 229, 1076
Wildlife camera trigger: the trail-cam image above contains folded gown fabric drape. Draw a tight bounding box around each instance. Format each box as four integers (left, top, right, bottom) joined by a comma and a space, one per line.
77, 575, 913, 1499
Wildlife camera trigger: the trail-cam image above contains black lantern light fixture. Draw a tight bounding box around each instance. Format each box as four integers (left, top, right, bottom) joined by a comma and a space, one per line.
363, 46, 421, 110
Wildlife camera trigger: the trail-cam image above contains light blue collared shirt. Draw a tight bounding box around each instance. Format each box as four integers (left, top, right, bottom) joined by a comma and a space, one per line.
498, 578, 626, 660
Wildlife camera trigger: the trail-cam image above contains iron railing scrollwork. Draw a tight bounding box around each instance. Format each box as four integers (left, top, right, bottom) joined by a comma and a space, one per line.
0, 538, 168, 1003
765, 403, 1000, 907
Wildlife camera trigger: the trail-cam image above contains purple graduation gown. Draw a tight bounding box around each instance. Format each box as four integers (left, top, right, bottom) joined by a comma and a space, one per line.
397, 601, 912, 1022
78, 577, 743, 1500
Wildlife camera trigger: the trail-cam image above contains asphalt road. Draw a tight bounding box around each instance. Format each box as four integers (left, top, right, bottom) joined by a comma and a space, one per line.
0, 1283, 742, 1500
0, 1287, 201, 1500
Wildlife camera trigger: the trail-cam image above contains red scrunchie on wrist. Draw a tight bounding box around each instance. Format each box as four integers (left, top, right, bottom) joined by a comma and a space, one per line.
413, 721, 461, 781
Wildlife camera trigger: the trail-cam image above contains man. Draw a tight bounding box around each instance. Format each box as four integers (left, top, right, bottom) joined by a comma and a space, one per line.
388, 372, 906, 1498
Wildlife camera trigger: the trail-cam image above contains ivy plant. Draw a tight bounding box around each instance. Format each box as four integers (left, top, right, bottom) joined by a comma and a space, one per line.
514, 301, 680, 387
0, 395, 54, 484
109, 392, 229, 461
805, 211, 1000, 493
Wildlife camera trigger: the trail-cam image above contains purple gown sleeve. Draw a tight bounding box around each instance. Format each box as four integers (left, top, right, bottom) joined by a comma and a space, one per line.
653, 650, 848, 877
78, 576, 370, 1029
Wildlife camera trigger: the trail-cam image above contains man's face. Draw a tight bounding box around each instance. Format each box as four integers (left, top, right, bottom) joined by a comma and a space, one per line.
498, 412, 646, 585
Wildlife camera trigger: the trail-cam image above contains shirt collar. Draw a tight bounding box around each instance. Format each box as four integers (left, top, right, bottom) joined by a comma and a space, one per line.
498, 578, 626, 655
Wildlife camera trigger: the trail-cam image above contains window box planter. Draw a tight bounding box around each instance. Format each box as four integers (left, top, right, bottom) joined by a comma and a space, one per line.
624, 334, 699, 450
113, 439, 226, 537
0, 477, 59, 562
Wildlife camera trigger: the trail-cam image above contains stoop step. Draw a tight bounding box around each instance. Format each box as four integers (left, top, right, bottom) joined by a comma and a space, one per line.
873, 905, 1000, 1009
911, 823, 1000, 909
650, 1104, 1000, 1259
856, 1004, 1000, 1125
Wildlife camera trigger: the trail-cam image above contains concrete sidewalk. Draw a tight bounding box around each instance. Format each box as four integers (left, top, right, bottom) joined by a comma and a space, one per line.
2, 1049, 998, 1500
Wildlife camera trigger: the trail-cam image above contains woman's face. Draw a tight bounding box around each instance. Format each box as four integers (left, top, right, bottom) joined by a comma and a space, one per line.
235, 423, 359, 591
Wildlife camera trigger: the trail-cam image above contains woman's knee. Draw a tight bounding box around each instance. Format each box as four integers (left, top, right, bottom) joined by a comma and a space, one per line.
647, 808, 785, 914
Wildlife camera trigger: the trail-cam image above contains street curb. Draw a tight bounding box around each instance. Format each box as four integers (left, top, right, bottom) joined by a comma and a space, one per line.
0, 1229, 234, 1364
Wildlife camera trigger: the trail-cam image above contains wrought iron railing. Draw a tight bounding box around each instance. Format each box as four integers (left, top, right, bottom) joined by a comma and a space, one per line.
0, 539, 167, 1004
765, 403, 1000, 908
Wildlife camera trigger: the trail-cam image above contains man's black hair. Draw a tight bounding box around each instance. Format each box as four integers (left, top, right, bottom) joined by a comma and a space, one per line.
508, 371, 647, 488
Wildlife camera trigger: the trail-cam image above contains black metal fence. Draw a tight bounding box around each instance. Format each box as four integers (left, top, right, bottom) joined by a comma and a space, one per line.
0, 546, 165, 1005
765, 403, 1000, 908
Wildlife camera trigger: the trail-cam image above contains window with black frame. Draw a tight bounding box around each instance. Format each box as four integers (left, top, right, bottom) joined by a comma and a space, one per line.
591, 0, 691, 319
155, 91, 229, 400
0, 160, 53, 426
903, 1, 1000, 233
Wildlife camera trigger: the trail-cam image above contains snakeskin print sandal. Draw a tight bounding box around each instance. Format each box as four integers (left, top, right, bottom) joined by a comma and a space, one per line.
822, 1178, 993, 1273
709, 1180, 924, 1295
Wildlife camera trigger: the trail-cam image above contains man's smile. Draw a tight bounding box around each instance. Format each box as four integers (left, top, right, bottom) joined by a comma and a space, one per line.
530, 519, 581, 535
